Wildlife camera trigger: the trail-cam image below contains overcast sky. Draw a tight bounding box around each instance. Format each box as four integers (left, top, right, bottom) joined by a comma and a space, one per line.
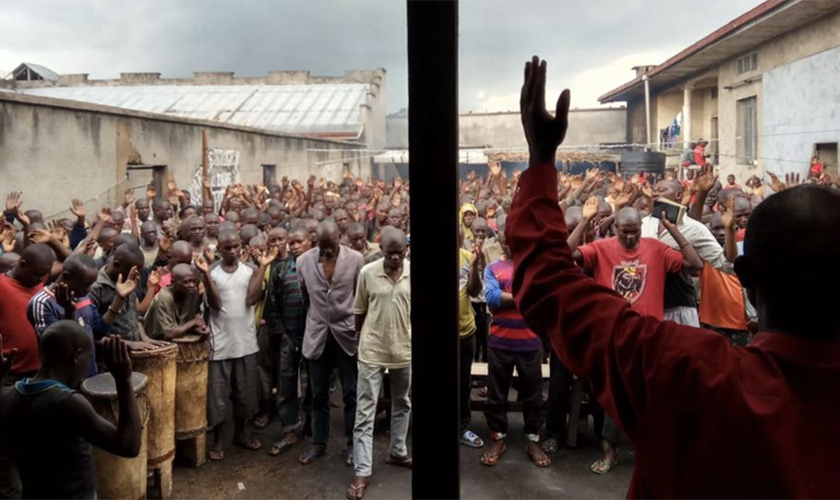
0, 0, 765, 113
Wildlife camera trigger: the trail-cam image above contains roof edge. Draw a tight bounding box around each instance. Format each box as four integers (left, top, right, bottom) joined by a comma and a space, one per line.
0, 91, 364, 147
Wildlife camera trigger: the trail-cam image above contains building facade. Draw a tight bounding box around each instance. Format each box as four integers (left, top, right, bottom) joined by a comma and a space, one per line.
599, 0, 840, 183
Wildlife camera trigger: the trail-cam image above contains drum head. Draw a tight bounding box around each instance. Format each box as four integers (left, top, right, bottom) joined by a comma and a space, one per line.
172, 334, 202, 344
82, 372, 148, 397
130, 342, 178, 359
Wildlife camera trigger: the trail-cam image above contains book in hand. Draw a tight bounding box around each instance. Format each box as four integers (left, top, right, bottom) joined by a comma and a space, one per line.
651, 198, 686, 225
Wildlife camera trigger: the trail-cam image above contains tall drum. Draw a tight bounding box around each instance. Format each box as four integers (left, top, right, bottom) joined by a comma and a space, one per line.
173, 335, 210, 467
81, 372, 149, 500
131, 343, 178, 499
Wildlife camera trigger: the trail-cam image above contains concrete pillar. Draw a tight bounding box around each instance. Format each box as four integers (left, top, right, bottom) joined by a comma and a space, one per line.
682, 85, 693, 148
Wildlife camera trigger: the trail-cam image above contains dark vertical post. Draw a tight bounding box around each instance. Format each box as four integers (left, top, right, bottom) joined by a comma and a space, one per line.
407, 1, 460, 499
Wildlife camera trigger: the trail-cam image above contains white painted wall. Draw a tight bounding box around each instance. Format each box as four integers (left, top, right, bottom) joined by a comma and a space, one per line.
762, 45, 840, 179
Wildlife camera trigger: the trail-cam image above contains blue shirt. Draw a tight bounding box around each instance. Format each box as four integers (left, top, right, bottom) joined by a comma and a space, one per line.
27, 289, 109, 379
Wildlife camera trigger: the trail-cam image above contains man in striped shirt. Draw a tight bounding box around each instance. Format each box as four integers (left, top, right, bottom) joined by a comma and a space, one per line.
265, 227, 311, 456
481, 228, 549, 468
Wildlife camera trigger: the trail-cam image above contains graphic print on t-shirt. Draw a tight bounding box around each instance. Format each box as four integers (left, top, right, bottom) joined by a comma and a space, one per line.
613, 260, 647, 304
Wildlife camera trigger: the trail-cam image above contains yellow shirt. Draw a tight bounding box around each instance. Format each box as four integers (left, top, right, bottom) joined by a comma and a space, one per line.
459, 249, 477, 338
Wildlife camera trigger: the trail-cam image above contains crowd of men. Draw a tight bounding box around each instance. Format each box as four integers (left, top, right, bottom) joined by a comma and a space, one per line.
0, 116, 833, 499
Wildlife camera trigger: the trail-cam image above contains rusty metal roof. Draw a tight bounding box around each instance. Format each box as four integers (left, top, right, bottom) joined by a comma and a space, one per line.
17, 83, 369, 138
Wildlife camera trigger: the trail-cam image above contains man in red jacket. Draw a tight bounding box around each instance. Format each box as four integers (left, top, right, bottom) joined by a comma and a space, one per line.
508, 55, 840, 499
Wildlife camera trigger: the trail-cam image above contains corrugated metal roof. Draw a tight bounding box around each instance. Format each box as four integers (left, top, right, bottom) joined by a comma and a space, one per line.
15, 63, 60, 81
17, 83, 369, 137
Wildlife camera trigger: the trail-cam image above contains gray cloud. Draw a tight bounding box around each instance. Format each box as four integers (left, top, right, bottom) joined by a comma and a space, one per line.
0, 0, 765, 113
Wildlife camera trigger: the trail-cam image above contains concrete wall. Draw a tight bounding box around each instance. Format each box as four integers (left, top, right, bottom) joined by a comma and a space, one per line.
386, 108, 627, 149
0, 92, 368, 219
762, 45, 840, 178
716, 6, 840, 183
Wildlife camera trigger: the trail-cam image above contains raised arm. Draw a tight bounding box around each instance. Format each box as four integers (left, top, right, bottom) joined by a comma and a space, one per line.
568, 197, 598, 263
195, 255, 222, 310
246, 248, 277, 306
70, 336, 141, 458
688, 165, 717, 221
660, 215, 703, 271
508, 56, 689, 437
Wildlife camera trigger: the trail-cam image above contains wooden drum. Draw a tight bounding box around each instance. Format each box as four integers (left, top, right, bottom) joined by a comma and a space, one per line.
131, 342, 178, 497
173, 335, 210, 440
81, 372, 149, 500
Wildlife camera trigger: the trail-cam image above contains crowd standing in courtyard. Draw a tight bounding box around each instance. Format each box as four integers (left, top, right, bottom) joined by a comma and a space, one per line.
0, 76, 838, 498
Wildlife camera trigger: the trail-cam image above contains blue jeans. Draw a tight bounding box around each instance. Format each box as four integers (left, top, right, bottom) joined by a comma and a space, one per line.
307, 334, 358, 448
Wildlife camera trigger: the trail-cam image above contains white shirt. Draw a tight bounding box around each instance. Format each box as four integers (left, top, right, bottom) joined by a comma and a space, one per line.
208, 262, 259, 360
641, 215, 734, 274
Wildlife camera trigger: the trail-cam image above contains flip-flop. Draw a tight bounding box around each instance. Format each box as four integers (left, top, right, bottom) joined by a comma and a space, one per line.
460, 431, 485, 448
386, 454, 413, 469
234, 437, 262, 451
590, 458, 619, 475
346, 479, 370, 500
480, 442, 506, 466
253, 413, 272, 430
299, 446, 326, 465
541, 438, 560, 454
268, 438, 297, 456
526, 443, 551, 468
208, 449, 225, 461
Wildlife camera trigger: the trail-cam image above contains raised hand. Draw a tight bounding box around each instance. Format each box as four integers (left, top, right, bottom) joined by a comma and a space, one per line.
694, 164, 718, 194
1, 226, 15, 253
308, 175, 317, 188
158, 233, 172, 254
281, 176, 290, 188
582, 196, 599, 221
5, 191, 22, 213
584, 168, 599, 182
0, 335, 18, 381
488, 158, 502, 178
70, 198, 86, 219
520, 56, 570, 165
768, 172, 785, 193
54, 281, 77, 317
784, 172, 801, 189
103, 336, 133, 382
116, 266, 139, 299
194, 254, 210, 275
98, 207, 112, 223
202, 176, 212, 190
146, 184, 156, 200
83, 239, 98, 257
147, 268, 163, 289
721, 197, 736, 231
124, 189, 136, 207
614, 184, 640, 211
27, 228, 52, 245
472, 238, 486, 268
259, 246, 279, 267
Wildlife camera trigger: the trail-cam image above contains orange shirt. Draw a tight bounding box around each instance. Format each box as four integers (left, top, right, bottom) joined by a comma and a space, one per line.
699, 262, 747, 330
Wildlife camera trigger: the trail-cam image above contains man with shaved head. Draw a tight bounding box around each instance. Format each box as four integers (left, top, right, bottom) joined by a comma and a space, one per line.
643, 175, 733, 327
28, 254, 138, 379
0, 243, 57, 497
0, 327, 141, 499
202, 229, 276, 460
296, 220, 364, 465
144, 263, 207, 341
265, 226, 311, 456
347, 223, 381, 264
347, 227, 411, 499
155, 240, 194, 294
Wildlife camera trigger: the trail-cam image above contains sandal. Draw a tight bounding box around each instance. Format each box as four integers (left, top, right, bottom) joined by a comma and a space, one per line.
460, 430, 485, 448
590, 458, 619, 475
386, 454, 413, 469
208, 449, 225, 461
346, 477, 370, 500
526, 442, 551, 468
299, 445, 326, 465
268, 436, 298, 456
234, 437, 262, 451
541, 438, 560, 454
480, 440, 506, 466
253, 412, 272, 430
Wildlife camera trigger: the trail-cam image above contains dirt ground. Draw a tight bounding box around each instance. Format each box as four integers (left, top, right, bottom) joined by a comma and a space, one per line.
171, 390, 633, 500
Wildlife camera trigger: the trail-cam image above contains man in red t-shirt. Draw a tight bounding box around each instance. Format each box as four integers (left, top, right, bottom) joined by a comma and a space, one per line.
0, 244, 56, 383
569, 200, 703, 320
810, 156, 824, 179
0, 243, 55, 499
